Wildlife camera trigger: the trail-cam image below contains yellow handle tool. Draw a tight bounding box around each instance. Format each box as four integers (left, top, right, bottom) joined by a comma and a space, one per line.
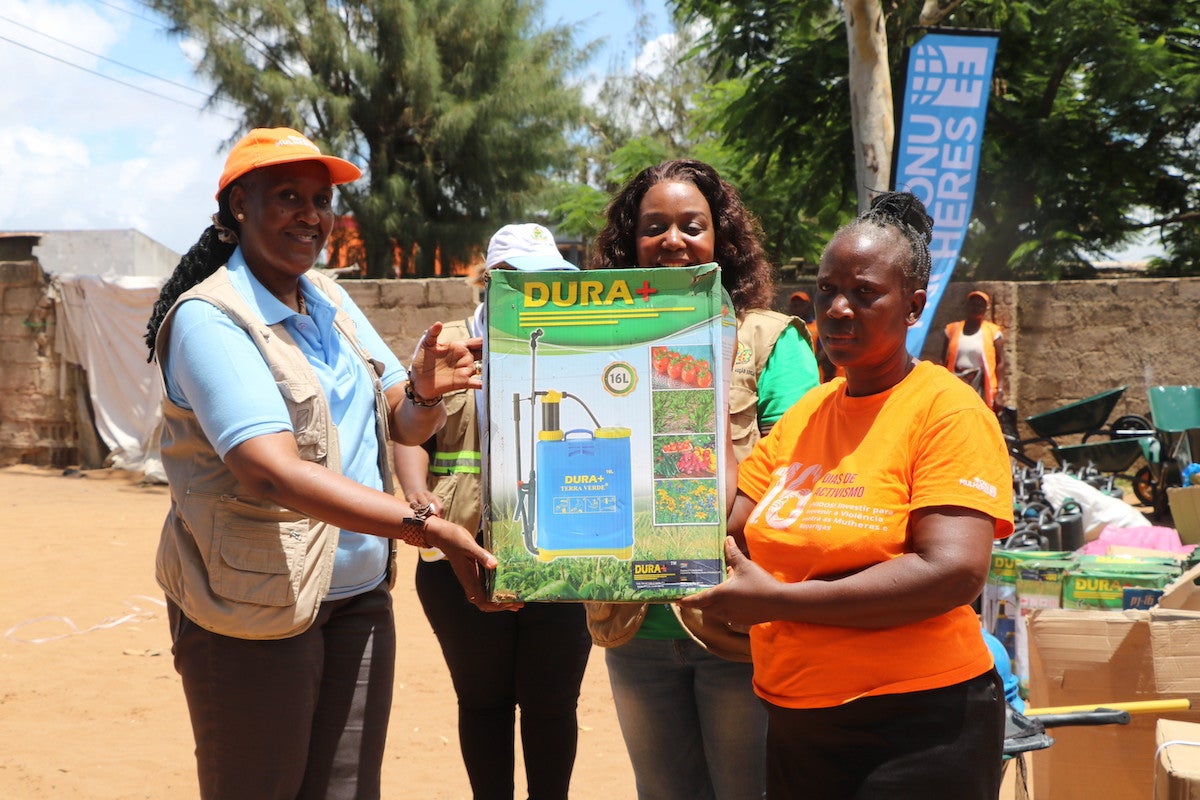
1025, 699, 1192, 716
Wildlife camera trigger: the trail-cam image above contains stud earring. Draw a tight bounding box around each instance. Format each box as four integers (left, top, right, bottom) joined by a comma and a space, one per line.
236, 213, 245, 221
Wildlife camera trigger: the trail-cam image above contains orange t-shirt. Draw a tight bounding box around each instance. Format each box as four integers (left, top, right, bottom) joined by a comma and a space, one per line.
737, 361, 1014, 709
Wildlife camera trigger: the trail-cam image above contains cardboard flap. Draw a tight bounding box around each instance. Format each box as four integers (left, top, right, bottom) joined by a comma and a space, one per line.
1150, 611, 1200, 697
1159, 562, 1200, 611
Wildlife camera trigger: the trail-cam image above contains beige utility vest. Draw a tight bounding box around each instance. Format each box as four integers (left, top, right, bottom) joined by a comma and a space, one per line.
423, 319, 484, 536
728, 308, 809, 460
154, 267, 394, 640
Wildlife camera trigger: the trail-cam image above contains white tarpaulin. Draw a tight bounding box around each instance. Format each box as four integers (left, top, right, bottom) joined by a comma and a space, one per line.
51, 274, 166, 482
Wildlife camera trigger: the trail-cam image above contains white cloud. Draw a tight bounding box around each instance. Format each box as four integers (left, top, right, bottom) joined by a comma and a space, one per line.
0, 1, 237, 254
0, 0, 675, 255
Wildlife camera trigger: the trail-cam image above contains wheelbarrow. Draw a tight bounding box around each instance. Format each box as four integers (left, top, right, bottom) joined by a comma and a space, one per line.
1132, 385, 1200, 520
1004, 386, 1153, 470
1050, 436, 1156, 477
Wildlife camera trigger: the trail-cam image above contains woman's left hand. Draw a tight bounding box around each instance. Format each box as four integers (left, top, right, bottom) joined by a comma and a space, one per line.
677, 537, 782, 627
409, 321, 484, 399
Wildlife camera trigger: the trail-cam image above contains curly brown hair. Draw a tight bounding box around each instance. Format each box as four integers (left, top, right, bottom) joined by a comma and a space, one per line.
591, 160, 775, 314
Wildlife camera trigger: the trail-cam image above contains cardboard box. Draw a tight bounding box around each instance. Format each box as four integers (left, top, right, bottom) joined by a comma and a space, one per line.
1156, 719, 1200, 800
1026, 562, 1200, 799
1169, 486, 1200, 545
481, 265, 734, 602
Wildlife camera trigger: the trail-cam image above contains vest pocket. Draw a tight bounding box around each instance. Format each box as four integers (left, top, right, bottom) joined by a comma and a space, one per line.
729, 383, 759, 457
276, 378, 328, 462
209, 499, 308, 608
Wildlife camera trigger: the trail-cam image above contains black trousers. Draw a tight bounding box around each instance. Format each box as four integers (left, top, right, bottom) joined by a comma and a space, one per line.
169, 581, 395, 800
415, 557, 593, 800
764, 669, 1005, 800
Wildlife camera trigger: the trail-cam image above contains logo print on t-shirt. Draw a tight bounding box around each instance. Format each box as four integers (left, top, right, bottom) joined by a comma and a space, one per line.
750, 462, 823, 529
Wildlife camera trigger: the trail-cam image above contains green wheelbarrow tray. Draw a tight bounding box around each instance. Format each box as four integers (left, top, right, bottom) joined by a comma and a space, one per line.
1148, 385, 1200, 432
1146, 385, 1200, 468
1052, 436, 1154, 473
1026, 386, 1127, 439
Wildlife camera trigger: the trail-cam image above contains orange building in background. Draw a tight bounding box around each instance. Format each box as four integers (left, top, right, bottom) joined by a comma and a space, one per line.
324, 216, 586, 279
324, 216, 475, 278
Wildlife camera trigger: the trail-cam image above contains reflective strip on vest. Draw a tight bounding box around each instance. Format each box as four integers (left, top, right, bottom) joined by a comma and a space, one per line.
430, 450, 481, 475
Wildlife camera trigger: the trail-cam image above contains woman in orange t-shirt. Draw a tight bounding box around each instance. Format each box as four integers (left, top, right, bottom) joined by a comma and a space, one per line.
680, 192, 1014, 800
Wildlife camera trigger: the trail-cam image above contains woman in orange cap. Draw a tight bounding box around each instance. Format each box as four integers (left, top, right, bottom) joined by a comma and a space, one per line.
941, 289, 1005, 410
144, 127, 506, 800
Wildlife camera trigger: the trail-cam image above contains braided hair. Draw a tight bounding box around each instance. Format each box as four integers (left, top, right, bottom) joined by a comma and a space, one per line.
591, 159, 776, 315
842, 191, 934, 290
144, 191, 239, 361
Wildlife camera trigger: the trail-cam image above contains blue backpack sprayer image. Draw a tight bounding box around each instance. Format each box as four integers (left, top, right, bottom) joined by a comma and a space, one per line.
512, 328, 634, 562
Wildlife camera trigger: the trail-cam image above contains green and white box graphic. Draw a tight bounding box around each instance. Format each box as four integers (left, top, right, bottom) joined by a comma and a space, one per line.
482, 265, 735, 602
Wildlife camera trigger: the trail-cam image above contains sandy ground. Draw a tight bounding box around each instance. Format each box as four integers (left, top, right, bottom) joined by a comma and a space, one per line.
0, 464, 635, 800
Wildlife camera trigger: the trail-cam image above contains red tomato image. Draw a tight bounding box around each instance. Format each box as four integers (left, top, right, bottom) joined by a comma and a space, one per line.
681, 364, 698, 385
697, 370, 713, 388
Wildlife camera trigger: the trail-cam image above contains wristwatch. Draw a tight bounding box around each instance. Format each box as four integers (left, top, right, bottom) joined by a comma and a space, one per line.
397, 502, 434, 548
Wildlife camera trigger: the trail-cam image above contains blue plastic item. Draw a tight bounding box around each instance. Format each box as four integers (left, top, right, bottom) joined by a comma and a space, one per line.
1183, 463, 1200, 487
534, 427, 634, 561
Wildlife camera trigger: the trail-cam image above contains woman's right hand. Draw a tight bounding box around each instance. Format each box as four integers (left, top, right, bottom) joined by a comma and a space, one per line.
423, 516, 522, 613
404, 489, 443, 519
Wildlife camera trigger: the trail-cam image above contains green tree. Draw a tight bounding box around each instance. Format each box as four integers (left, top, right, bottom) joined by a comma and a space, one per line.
149, 0, 583, 278
674, 0, 1200, 277
546, 8, 822, 267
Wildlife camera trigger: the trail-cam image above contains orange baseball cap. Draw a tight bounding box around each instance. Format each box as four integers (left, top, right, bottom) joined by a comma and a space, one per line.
216, 127, 362, 199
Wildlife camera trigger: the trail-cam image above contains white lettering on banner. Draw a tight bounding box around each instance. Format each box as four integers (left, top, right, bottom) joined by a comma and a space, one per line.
896, 33, 998, 355
897, 41, 993, 233
908, 45, 992, 109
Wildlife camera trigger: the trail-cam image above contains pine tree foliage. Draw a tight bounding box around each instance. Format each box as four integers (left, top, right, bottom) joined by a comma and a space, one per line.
149, 0, 583, 277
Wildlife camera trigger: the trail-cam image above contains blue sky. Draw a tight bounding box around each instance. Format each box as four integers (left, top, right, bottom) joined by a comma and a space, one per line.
0, 0, 671, 255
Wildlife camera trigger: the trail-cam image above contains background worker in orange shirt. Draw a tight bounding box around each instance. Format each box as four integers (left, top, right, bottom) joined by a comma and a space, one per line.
942, 289, 1005, 411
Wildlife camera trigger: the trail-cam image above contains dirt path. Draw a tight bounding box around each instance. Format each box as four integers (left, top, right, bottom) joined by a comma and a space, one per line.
0, 465, 634, 799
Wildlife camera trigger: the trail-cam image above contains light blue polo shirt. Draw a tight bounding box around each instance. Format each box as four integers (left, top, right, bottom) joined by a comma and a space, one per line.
163, 249, 405, 599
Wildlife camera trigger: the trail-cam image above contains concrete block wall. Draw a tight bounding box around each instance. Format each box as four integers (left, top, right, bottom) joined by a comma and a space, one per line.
340, 275, 477, 360
0, 262, 1195, 469
780, 277, 1197, 426
0, 245, 79, 468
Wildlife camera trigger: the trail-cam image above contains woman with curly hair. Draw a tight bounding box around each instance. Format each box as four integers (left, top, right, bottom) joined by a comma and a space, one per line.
680, 191, 1012, 799
586, 159, 819, 800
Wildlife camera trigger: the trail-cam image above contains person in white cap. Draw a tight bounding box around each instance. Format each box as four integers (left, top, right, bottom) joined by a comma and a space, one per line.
394, 224, 589, 800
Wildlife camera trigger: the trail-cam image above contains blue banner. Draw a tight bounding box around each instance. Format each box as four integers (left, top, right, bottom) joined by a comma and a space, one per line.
894, 30, 998, 356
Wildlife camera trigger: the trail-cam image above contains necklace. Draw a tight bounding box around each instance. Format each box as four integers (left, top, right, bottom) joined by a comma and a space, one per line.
297, 288, 307, 315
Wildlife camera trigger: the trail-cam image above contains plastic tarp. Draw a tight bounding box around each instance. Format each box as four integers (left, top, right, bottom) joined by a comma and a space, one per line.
51, 274, 166, 482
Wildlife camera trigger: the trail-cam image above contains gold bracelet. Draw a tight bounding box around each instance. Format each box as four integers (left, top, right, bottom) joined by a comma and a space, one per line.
404, 370, 443, 407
